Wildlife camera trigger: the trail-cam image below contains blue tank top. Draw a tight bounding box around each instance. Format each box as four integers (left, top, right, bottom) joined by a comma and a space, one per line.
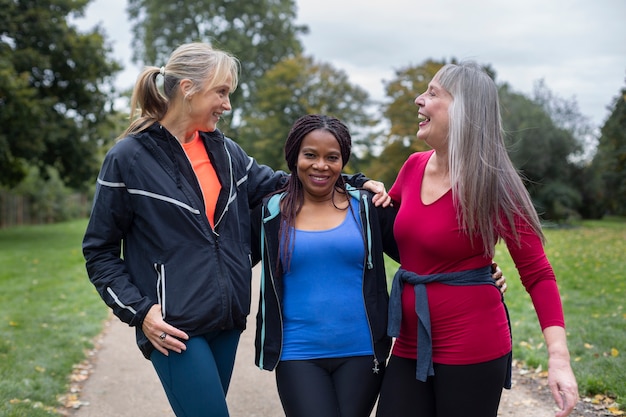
280, 200, 373, 360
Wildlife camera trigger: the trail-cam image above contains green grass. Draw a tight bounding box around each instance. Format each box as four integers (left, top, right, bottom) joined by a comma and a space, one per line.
0, 219, 108, 417
385, 217, 626, 408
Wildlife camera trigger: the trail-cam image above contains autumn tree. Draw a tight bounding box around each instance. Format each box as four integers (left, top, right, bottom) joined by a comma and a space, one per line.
366, 60, 442, 186
127, 0, 307, 136
594, 86, 626, 215
237, 54, 376, 171
0, 0, 121, 189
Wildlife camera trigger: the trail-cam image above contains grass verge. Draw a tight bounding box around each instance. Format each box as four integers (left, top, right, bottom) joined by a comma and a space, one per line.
0, 219, 108, 417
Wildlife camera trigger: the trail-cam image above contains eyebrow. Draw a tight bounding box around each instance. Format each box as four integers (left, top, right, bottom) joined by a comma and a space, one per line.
214, 83, 231, 91
301, 146, 341, 154
428, 83, 442, 92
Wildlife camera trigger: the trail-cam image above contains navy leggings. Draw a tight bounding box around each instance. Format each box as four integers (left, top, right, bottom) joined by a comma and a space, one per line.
150, 329, 241, 417
275, 355, 385, 417
376, 353, 510, 417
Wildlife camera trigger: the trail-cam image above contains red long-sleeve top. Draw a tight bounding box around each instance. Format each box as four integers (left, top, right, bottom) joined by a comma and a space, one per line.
389, 151, 565, 365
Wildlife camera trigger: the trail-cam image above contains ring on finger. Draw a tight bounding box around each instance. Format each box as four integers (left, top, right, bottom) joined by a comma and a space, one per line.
159, 332, 167, 340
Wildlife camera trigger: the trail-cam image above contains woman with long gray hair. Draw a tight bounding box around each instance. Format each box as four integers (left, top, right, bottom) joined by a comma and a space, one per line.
376, 62, 578, 417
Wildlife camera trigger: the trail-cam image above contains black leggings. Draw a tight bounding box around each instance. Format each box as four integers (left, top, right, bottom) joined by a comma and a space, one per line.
376, 353, 510, 417
275, 355, 385, 417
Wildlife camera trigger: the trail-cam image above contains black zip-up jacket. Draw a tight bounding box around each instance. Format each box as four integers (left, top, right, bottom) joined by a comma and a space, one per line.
254, 186, 400, 371
83, 123, 288, 359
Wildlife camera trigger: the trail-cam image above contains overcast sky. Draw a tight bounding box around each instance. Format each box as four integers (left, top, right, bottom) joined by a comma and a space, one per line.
77, 0, 626, 128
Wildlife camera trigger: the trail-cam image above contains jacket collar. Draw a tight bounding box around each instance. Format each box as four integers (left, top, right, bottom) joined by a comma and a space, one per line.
264, 184, 362, 220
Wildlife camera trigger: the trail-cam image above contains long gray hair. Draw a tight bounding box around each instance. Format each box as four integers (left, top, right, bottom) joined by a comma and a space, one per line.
436, 61, 544, 256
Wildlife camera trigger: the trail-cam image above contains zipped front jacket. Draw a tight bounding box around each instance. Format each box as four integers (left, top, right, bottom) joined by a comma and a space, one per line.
254, 186, 400, 371
83, 122, 286, 359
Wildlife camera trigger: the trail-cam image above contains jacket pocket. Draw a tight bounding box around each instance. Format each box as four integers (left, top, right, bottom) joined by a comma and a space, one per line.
154, 263, 166, 319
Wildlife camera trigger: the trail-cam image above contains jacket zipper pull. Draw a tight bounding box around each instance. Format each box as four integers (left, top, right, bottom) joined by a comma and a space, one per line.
372, 358, 380, 374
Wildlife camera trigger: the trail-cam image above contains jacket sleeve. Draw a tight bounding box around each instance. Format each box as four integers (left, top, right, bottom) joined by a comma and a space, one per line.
344, 172, 370, 188
375, 203, 400, 263
224, 139, 288, 207
247, 159, 288, 208
82, 148, 155, 327
249, 203, 263, 267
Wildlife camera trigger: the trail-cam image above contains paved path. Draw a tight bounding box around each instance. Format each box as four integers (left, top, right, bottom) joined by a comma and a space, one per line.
67, 266, 578, 417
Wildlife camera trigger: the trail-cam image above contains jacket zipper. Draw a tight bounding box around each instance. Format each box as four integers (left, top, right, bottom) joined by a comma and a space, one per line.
359, 193, 380, 374
260, 202, 284, 371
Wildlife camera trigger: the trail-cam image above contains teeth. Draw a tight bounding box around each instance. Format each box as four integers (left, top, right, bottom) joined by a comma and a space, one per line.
418, 113, 428, 121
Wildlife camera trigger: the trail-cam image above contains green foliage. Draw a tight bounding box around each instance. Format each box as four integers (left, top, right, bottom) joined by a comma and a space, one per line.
532, 79, 593, 158
127, 0, 307, 135
0, 0, 122, 190
238, 54, 376, 171
533, 181, 582, 222
594, 88, 626, 215
1, 166, 90, 226
0, 220, 108, 416
570, 160, 607, 220
365, 139, 416, 190
499, 83, 585, 222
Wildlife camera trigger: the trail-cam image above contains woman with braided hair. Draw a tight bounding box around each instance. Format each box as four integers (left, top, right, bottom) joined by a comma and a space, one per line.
253, 114, 505, 417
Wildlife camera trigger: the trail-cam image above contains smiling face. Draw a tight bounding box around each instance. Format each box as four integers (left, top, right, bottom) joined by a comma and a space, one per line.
296, 129, 344, 202
414, 78, 453, 148
186, 76, 233, 132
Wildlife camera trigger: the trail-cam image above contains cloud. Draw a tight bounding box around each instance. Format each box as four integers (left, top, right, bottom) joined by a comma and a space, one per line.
77, 0, 626, 127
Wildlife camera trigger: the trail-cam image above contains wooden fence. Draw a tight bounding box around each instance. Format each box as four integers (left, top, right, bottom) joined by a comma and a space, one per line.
0, 191, 91, 229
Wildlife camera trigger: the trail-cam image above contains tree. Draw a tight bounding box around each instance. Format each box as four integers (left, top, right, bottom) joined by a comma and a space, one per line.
571, 160, 607, 219
0, 0, 121, 189
127, 0, 307, 136
370, 60, 445, 186
532, 79, 594, 162
594, 86, 626, 215
237, 54, 376, 171
499, 83, 583, 221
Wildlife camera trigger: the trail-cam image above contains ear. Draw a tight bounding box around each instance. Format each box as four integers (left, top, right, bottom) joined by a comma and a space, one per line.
179, 79, 193, 99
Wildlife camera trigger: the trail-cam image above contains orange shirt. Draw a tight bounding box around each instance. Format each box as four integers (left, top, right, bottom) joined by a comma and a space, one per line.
181, 132, 221, 228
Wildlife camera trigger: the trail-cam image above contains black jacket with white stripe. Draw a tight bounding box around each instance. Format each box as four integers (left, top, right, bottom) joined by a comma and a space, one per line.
83, 122, 286, 359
